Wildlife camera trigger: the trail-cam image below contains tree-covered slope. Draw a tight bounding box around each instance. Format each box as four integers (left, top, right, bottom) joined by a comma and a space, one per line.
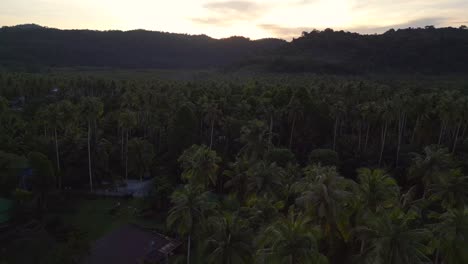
0, 25, 285, 69
260, 27, 468, 74
2, 25, 468, 73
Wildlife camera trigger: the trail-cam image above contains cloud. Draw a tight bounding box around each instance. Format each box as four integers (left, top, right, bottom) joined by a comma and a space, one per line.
260, 16, 454, 39
348, 17, 449, 34
259, 24, 313, 39
192, 0, 269, 26
203, 0, 260, 12
294, 0, 318, 5
191, 17, 228, 26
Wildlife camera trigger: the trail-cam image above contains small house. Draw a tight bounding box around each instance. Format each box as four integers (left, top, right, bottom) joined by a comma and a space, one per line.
0, 198, 13, 225
84, 224, 180, 264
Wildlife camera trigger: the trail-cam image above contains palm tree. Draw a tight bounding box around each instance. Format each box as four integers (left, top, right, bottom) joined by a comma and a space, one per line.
246, 161, 284, 197
128, 138, 155, 181
239, 120, 269, 163
79, 97, 103, 191
256, 207, 327, 264
203, 213, 253, 264
408, 145, 454, 197
257, 96, 277, 148
378, 100, 394, 166
242, 195, 283, 230
393, 92, 409, 166
167, 184, 217, 264
428, 169, 468, 209
28, 151, 55, 214
118, 109, 137, 180
450, 96, 468, 153
178, 144, 221, 188
294, 165, 354, 249
95, 138, 112, 183
224, 157, 250, 203
435, 91, 455, 145
356, 168, 399, 213
430, 209, 468, 264
286, 92, 304, 149
355, 210, 431, 264
54, 100, 76, 189
202, 100, 221, 149
330, 100, 345, 151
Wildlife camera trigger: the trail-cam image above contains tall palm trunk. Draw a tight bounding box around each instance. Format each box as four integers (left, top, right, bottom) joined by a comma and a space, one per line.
358, 119, 362, 152
187, 234, 191, 264
121, 128, 124, 164
396, 112, 406, 166
209, 119, 214, 149
438, 120, 447, 145
452, 120, 462, 153
289, 113, 296, 149
378, 121, 388, 166
88, 121, 93, 192
461, 123, 468, 140
125, 129, 129, 180
364, 123, 370, 153
333, 116, 339, 151
268, 115, 273, 149
54, 127, 61, 189
411, 116, 420, 143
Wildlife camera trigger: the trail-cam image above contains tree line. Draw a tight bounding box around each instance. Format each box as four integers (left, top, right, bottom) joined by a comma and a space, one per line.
2, 25, 468, 74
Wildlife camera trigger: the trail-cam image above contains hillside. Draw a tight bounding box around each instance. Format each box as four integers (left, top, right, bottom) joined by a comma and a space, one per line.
257, 26, 468, 74
0, 25, 285, 69
1, 25, 468, 73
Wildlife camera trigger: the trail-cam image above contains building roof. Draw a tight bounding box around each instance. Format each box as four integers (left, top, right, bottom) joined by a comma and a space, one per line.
0, 198, 13, 224
84, 224, 180, 264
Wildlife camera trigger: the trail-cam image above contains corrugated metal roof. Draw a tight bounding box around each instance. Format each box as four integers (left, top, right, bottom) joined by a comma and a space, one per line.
84, 224, 180, 264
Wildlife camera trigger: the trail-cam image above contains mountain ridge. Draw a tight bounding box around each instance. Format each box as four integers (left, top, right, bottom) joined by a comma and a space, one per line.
1, 24, 468, 73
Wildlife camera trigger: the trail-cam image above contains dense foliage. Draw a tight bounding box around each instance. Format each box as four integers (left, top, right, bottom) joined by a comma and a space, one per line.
0, 24, 285, 70
1, 71, 468, 263
264, 26, 468, 74
2, 25, 468, 74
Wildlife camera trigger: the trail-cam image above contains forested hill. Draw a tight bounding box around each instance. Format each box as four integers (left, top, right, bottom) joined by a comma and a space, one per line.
2, 25, 468, 73
259, 26, 468, 74
0, 24, 286, 69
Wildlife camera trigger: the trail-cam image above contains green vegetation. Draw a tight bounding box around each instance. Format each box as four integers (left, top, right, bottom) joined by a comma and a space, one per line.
0, 70, 468, 264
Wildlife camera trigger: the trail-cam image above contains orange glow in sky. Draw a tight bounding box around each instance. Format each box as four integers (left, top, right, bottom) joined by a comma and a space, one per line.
1, 0, 467, 39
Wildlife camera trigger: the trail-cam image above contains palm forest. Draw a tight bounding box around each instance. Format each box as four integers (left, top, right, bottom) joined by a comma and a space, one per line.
0, 69, 468, 264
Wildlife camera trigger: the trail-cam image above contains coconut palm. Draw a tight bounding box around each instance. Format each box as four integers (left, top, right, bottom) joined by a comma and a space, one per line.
246, 161, 284, 197
355, 210, 431, 264
28, 151, 55, 214
286, 92, 305, 149
203, 213, 253, 264
356, 168, 399, 213
202, 99, 221, 149
408, 145, 454, 196
427, 169, 468, 209
430, 209, 468, 264
128, 138, 155, 181
294, 165, 354, 249
54, 100, 76, 188
118, 109, 137, 180
178, 144, 221, 188
167, 184, 217, 264
377, 100, 394, 166
224, 157, 250, 203
295, 165, 353, 227
239, 120, 269, 163
256, 208, 327, 264
79, 97, 103, 191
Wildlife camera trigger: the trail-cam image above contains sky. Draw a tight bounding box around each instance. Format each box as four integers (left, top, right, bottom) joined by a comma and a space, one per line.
1, 0, 467, 40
